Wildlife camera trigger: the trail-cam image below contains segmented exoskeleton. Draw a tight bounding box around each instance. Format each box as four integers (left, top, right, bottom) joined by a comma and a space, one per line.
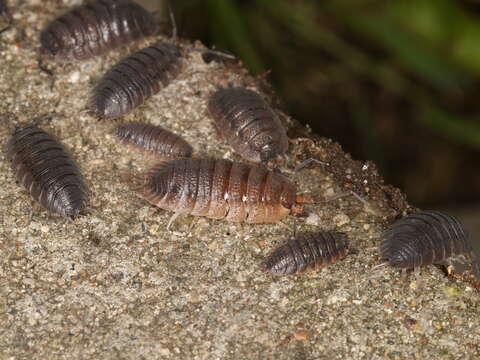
124, 158, 316, 224
262, 232, 348, 275
115, 122, 193, 159
208, 87, 288, 166
89, 42, 182, 119
40, 0, 158, 61
380, 211, 480, 280
6, 125, 89, 218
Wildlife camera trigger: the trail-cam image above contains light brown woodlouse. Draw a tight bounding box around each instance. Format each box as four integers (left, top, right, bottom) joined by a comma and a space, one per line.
124, 158, 317, 224
115, 122, 193, 160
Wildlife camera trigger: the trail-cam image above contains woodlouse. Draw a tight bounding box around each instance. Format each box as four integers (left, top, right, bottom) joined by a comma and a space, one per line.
115, 122, 193, 159
6, 124, 89, 218
40, 0, 158, 61
208, 87, 288, 166
125, 158, 316, 225
380, 211, 480, 279
262, 232, 348, 275
89, 42, 182, 119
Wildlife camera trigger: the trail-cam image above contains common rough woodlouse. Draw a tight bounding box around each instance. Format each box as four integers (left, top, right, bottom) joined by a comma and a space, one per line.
40, 0, 158, 61
115, 122, 193, 159
89, 42, 182, 119
6, 124, 89, 218
124, 157, 318, 226
262, 232, 349, 275
380, 211, 480, 280
208, 87, 288, 166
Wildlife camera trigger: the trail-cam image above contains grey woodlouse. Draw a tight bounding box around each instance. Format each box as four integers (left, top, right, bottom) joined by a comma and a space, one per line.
207, 87, 288, 166
6, 124, 89, 218
40, 0, 158, 61
124, 157, 317, 224
380, 211, 480, 280
115, 122, 193, 159
262, 232, 349, 275
89, 42, 183, 119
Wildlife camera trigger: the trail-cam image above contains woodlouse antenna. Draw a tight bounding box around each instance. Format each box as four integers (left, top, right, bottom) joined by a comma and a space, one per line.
31, 113, 54, 127
167, 212, 181, 231
190, 47, 237, 61
294, 158, 329, 172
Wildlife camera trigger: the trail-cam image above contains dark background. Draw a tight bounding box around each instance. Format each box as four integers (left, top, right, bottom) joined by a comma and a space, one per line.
150, 0, 480, 210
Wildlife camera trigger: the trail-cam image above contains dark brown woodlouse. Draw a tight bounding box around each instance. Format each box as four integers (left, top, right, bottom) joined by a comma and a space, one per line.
40, 0, 158, 61
208, 87, 288, 166
6, 124, 89, 218
380, 211, 480, 280
89, 42, 182, 119
262, 232, 349, 275
124, 158, 317, 224
115, 122, 193, 159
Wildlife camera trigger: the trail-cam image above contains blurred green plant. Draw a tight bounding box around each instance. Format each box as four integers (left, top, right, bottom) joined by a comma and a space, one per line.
171, 0, 480, 205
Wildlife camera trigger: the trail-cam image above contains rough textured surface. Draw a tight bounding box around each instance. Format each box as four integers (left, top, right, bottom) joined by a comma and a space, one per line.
0, 1, 479, 359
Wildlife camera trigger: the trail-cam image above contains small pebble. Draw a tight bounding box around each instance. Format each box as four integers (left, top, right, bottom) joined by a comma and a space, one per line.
294, 331, 309, 341
333, 213, 350, 227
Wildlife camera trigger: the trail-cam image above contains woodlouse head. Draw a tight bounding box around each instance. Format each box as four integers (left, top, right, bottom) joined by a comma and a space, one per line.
40, 30, 62, 57
59, 193, 88, 219
88, 92, 123, 120
260, 144, 285, 168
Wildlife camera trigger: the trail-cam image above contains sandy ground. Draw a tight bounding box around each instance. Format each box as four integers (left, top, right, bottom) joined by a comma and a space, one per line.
0, 1, 479, 359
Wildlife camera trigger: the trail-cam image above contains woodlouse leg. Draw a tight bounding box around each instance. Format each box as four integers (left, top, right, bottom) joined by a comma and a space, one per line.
295, 190, 356, 205
167, 212, 182, 231
36, 53, 55, 90
372, 262, 388, 270
0, 25, 10, 34
413, 267, 423, 290
294, 158, 329, 172
276, 221, 292, 232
